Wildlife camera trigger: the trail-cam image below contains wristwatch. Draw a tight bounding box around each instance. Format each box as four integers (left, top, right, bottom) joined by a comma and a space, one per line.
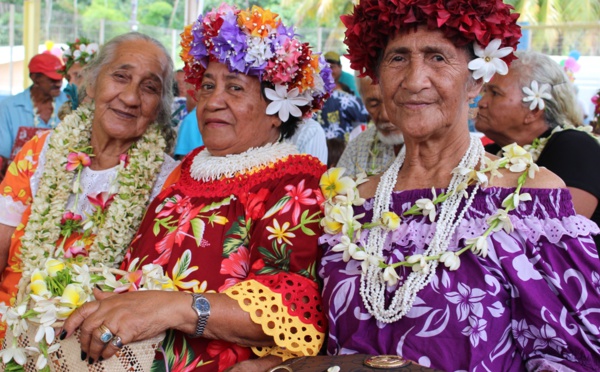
190, 293, 211, 338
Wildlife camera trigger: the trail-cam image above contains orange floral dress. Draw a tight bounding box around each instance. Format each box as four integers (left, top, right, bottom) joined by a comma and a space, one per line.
0, 132, 178, 337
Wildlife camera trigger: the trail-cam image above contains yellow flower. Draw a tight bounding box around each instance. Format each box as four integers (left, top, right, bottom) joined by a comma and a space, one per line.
171, 252, 200, 290
30, 270, 49, 296
266, 219, 296, 245
45, 259, 65, 277
320, 168, 356, 200
57, 284, 87, 317
208, 214, 229, 226
381, 211, 401, 230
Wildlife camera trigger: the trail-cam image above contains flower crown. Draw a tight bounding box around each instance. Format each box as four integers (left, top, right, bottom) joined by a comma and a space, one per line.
180, 3, 335, 122
59, 37, 99, 76
342, 0, 522, 83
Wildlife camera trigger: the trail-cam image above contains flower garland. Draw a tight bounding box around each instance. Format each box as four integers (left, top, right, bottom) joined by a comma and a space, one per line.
31, 98, 57, 128
58, 37, 99, 77
341, 0, 521, 82
320, 139, 539, 323
521, 124, 600, 162
18, 104, 167, 286
180, 4, 335, 122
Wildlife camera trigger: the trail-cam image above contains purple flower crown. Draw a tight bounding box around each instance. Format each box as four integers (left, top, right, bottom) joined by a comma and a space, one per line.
181, 3, 335, 120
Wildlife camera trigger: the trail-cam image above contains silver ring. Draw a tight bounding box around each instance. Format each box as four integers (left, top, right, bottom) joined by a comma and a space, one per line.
99, 325, 114, 343
111, 336, 124, 349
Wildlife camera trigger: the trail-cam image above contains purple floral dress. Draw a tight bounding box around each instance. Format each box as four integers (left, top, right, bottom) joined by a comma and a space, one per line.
320, 187, 600, 371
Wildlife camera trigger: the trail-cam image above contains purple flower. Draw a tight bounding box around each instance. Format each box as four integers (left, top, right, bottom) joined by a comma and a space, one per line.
212, 12, 249, 73
320, 55, 336, 93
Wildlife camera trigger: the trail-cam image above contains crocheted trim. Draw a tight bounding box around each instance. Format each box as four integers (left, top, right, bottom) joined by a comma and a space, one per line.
0, 195, 27, 227
252, 345, 299, 361
190, 142, 298, 182
358, 212, 600, 250
223, 279, 324, 357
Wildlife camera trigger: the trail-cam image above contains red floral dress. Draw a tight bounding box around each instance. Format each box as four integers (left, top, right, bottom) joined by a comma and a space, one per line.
122, 147, 327, 372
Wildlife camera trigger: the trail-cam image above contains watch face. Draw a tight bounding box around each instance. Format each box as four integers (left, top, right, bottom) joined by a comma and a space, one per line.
195, 296, 210, 314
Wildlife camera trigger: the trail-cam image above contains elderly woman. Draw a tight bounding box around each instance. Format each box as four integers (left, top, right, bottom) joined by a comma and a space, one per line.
475, 50, 600, 249
318, 0, 600, 371
0, 32, 178, 327
63, 4, 333, 372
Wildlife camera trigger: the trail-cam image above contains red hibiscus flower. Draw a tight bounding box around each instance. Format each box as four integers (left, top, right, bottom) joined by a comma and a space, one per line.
156, 194, 183, 218
218, 246, 250, 291
206, 340, 251, 372
279, 179, 317, 224
242, 188, 271, 220
154, 197, 203, 265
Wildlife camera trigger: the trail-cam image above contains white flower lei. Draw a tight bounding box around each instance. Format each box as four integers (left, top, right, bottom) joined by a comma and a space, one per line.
18, 104, 167, 287
31, 97, 57, 128
524, 124, 599, 162
320, 137, 540, 323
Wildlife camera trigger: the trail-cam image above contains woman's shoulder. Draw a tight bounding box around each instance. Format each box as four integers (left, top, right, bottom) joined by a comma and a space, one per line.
488, 166, 565, 189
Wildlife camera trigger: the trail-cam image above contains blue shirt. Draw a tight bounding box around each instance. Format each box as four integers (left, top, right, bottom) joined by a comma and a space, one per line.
174, 108, 203, 157
0, 87, 68, 158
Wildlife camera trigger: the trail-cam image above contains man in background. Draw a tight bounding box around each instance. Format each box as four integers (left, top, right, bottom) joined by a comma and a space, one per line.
0, 53, 68, 160
337, 76, 404, 176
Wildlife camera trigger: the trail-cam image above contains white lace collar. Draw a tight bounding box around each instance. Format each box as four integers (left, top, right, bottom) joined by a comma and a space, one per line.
190, 141, 298, 182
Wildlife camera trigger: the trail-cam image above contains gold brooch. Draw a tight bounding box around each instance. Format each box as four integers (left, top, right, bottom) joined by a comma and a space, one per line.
364, 355, 410, 369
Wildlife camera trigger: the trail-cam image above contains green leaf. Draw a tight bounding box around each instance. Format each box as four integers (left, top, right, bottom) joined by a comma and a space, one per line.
222, 237, 244, 258
177, 250, 192, 277
200, 196, 232, 213
300, 225, 316, 236
190, 218, 205, 247
153, 221, 161, 236
262, 195, 291, 220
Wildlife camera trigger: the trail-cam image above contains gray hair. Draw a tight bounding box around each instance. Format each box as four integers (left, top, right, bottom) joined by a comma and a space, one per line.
511, 50, 582, 129
79, 32, 175, 152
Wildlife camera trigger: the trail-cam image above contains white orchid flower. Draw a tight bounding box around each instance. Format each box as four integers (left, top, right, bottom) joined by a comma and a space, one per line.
467, 236, 489, 258
415, 198, 437, 222
407, 254, 430, 274
383, 265, 401, 287
468, 39, 513, 83
439, 251, 461, 271
265, 84, 311, 122
86, 43, 99, 55
332, 235, 359, 262
487, 209, 514, 233
502, 191, 532, 210
522, 80, 553, 110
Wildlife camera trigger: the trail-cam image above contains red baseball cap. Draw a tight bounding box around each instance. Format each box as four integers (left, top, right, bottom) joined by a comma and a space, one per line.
29, 53, 64, 80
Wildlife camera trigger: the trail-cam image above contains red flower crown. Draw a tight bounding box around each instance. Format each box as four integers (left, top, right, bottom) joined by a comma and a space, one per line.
342, 0, 522, 81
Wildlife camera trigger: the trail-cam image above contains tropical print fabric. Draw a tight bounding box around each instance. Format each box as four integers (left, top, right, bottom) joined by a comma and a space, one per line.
122, 147, 326, 372
320, 187, 600, 371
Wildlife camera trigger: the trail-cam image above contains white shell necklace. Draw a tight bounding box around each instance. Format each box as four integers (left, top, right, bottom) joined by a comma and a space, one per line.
360, 134, 485, 323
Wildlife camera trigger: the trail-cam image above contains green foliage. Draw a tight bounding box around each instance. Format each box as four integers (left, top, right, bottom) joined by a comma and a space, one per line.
139, 1, 172, 28
82, 0, 128, 22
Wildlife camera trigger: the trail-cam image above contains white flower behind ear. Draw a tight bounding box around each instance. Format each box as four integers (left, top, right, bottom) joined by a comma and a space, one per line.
265, 84, 311, 122
468, 39, 513, 83
522, 80, 552, 110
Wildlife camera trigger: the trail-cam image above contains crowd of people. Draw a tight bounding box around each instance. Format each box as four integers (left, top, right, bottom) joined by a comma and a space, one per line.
1, 0, 600, 371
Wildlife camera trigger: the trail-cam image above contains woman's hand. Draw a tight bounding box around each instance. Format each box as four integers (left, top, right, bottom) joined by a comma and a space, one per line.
62, 289, 191, 363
